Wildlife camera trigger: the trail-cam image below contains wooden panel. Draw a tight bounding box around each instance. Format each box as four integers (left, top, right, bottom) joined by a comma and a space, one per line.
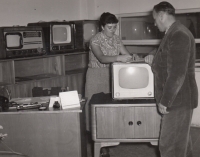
66, 72, 86, 96
134, 107, 161, 138
15, 56, 63, 77
0, 60, 14, 84
42, 56, 63, 75
0, 112, 81, 157
96, 107, 135, 138
15, 58, 45, 77
65, 53, 88, 71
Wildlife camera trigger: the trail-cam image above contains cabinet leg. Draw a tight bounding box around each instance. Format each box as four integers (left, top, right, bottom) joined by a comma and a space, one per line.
94, 142, 102, 157
150, 141, 158, 145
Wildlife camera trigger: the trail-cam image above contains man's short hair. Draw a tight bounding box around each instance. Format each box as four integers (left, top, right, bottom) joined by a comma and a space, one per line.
153, 1, 175, 15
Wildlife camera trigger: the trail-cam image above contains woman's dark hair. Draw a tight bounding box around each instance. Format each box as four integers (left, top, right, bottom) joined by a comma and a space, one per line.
99, 12, 118, 27
153, 1, 175, 16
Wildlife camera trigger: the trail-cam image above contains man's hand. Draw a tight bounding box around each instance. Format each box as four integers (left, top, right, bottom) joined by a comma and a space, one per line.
144, 55, 154, 65
158, 103, 169, 114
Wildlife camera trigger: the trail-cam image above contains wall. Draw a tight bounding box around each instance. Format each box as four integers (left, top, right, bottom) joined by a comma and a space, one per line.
0, 0, 89, 27
1, 0, 199, 27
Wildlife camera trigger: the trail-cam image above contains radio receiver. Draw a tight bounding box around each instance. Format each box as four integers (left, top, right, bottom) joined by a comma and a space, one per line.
0, 26, 46, 59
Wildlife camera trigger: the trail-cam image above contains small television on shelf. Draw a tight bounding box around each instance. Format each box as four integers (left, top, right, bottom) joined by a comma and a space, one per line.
0, 26, 46, 59
73, 20, 99, 51
28, 21, 74, 54
112, 62, 154, 99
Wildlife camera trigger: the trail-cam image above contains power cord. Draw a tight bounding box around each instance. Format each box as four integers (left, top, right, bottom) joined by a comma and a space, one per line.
0, 134, 29, 157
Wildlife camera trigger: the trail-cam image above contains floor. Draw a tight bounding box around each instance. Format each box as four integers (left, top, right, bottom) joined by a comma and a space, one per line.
87, 127, 200, 157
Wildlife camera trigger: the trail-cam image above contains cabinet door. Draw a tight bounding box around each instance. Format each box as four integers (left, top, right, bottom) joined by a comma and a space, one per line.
96, 106, 161, 139
96, 107, 135, 138
134, 107, 161, 138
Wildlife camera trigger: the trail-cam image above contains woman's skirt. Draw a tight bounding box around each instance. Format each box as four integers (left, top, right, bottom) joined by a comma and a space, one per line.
85, 67, 111, 131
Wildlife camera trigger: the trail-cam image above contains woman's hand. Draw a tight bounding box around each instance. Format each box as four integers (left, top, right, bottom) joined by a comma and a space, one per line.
144, 55, 154, 65
117, 54, 132, 63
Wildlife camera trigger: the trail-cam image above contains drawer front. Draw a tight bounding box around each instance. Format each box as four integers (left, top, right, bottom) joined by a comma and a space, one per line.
96, 106, 161, 139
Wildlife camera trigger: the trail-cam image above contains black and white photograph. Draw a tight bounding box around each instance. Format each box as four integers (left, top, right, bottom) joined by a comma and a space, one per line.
0, 0, 200, 157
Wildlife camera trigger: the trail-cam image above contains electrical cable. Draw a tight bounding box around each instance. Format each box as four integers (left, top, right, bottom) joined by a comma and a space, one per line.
0, 140, 29, 157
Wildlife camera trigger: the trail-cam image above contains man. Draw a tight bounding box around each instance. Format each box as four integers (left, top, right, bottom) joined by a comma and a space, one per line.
145, 1, 198, 157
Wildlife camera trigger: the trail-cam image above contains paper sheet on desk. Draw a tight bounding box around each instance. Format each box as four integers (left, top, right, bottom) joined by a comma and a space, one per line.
59, 90, 80, 109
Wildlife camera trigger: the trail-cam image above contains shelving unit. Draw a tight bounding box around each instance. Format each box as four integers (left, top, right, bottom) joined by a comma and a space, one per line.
117, 8, 200, 56
0, 52, 88, 98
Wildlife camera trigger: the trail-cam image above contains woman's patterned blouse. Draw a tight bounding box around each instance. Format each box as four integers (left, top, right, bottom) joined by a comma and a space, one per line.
88, 32, 122, 68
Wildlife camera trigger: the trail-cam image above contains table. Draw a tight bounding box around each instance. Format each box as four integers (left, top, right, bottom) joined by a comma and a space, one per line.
0, 100, 87, 157
90, 93, 161, 157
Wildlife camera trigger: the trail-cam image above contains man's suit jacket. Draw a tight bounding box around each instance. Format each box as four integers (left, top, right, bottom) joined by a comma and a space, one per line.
152, 21, 198, 109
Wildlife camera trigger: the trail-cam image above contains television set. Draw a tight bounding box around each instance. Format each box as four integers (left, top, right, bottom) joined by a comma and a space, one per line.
112, 62, 154, 99
28, 21, 74, 54
0, 26, 46, 59
73, 20, 99, 51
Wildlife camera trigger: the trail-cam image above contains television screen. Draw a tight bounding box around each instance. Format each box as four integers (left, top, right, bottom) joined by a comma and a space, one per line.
6, 34, 21, 48
119, 67, 149, 89
52, 25, 71, 44
83, 23, 97, 41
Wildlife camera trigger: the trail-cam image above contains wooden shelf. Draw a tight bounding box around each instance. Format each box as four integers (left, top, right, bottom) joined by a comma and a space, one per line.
15, 73, 61, 83
0, 52, 89, 98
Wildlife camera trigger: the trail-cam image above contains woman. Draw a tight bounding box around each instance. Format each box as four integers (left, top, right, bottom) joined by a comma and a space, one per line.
85, 12, 132, 157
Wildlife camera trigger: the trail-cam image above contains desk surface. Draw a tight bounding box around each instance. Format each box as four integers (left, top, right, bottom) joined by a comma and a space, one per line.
90, 92, 156, 105
0, 97, 87, 114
